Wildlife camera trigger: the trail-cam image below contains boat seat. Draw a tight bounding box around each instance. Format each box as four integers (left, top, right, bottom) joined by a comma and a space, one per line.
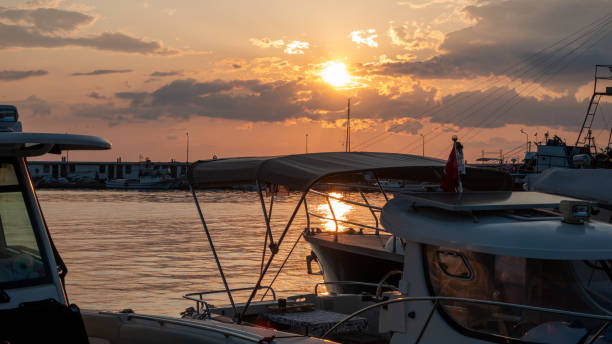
263, 309, 367, 337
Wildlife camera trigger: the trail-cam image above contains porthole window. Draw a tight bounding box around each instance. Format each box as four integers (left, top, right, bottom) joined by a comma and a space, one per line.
435, 249, 473, 280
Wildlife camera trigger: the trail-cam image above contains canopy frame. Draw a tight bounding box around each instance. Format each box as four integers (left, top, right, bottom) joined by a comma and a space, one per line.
185, 152, 512, 321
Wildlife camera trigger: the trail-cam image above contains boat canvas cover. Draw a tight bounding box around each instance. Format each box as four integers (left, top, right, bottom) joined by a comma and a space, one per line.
0, 132, 111, 156
529, 167, 612, 206
188, 152, 512, 191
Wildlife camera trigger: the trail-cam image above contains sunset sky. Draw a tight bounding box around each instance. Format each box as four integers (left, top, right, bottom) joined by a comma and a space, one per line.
2, 0, 612, 162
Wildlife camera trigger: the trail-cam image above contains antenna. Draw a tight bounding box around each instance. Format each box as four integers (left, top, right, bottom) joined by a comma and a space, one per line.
305, 133, 308, 153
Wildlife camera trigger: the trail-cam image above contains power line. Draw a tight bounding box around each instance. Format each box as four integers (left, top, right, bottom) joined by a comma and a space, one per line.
458, 18, 612, 150
431, 14, 612, 155
355, 12, 612, 155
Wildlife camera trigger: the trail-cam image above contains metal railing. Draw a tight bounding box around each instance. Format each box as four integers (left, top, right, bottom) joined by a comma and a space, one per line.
320, 295, 612, 344
306, 188, 392, 243
184, 286, 276, 318
120, 313, 265, 343
313, 281, 399, 296
309, 190, 383, 211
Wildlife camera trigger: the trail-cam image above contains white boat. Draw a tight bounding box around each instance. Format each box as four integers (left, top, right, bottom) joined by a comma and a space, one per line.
0, 104, 331, 344
182, 153, 612, 343
106, 165, 175, 190
105, 176, 174, 190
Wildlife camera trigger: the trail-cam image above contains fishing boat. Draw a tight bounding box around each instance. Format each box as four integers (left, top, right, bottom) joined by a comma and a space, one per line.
0, 105, 331, 344
182, 153, 612, 343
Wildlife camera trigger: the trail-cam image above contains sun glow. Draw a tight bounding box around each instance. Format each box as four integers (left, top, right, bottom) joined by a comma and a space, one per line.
320, 62, 351, 88
317, 192, 353, 232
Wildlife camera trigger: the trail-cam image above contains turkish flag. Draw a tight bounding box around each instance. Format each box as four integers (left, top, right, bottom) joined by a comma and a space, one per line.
440, 144, 458, 192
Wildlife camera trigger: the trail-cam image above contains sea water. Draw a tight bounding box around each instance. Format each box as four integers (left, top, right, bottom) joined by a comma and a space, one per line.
39, 189, 385, 316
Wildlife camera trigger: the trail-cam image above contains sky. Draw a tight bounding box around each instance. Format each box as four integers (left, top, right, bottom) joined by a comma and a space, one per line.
2, 0, 612, 163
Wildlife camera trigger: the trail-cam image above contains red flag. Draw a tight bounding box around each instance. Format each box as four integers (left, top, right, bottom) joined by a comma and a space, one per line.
440, 144, 458, 192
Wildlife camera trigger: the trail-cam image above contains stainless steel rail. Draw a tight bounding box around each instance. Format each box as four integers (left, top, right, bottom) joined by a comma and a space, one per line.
122, 313, 264, 342
321, 295, 612, 342
309, 190, 383, 211
184, 286, 277, 316
314, 281, 399, 295
307, 212, 381, 232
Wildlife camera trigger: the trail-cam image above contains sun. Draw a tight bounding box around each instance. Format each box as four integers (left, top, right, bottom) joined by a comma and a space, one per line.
320, 62, 351, 88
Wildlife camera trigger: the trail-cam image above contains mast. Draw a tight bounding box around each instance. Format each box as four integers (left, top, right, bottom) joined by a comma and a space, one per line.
345, 98, 351, 152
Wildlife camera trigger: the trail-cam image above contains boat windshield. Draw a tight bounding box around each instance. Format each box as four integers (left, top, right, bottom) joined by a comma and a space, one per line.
0, 161, 48, 288
424, 245, 612, 343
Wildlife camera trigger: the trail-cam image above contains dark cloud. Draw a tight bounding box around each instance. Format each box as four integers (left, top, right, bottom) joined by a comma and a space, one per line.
14, 95, 51, 116
72, 79, 307, 123
381, 86, 587, 135
0, 7, 94, 33
232, 64, 241, 69
72, 69, 132, 76
0, 69, 47, 81
377, 0, 612, 91
0, 22, 178, 55
70, 75, 592, 133
87, 91, 107, 99
387, 118, 423, 135
150, 71, 182, 77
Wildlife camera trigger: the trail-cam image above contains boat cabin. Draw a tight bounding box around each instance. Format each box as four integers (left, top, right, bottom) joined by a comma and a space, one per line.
380, 191, 612, 343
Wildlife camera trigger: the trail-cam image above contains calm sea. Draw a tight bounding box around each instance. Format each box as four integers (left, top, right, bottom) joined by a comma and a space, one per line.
38, 189, 385, 316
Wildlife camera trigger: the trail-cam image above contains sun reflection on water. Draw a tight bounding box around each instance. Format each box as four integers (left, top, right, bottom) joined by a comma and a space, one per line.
316, 192, 354, 232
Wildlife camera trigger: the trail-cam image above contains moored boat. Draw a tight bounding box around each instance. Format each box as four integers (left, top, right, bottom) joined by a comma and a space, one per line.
0, 105, 332, 344
179, 153, 612, 343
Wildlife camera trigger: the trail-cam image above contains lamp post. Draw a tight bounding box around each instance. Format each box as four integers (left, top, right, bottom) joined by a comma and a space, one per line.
420, 133, 425, 156
520, 129, 529, 153
186, 132, 189, 164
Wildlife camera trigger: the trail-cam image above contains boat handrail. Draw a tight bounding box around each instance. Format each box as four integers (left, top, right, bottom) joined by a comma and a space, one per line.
314, 281, 399, 295
183, 286, 277, 317
116, 313, 265, 343
321, 295, 612, 343
309, 190, 383, 211
307, 212, 382, 232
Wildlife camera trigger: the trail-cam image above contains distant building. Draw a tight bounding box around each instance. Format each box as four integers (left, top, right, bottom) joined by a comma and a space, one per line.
28, 159, 188, 182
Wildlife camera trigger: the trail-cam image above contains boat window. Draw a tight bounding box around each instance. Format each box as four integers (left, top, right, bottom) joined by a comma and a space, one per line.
0, 164, 18, 186
435, 250, 472, 280
573, 260, 612, 313
0, 162, 47, 287
424, 245, 612, 343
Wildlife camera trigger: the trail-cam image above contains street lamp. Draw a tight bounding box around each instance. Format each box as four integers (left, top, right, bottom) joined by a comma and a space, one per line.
520, 129, 529, 153
420, 133, 425, 156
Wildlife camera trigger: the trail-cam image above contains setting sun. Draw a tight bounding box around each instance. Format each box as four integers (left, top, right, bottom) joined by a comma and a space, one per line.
320, 62, 351, 87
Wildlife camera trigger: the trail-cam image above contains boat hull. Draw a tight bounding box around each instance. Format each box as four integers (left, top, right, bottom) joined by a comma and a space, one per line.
303, 231, 403, 294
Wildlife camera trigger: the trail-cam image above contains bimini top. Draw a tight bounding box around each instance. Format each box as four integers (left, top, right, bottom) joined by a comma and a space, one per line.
0, 132, 111, 157
188, 152, 512, 191
381, 191, 612, 260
